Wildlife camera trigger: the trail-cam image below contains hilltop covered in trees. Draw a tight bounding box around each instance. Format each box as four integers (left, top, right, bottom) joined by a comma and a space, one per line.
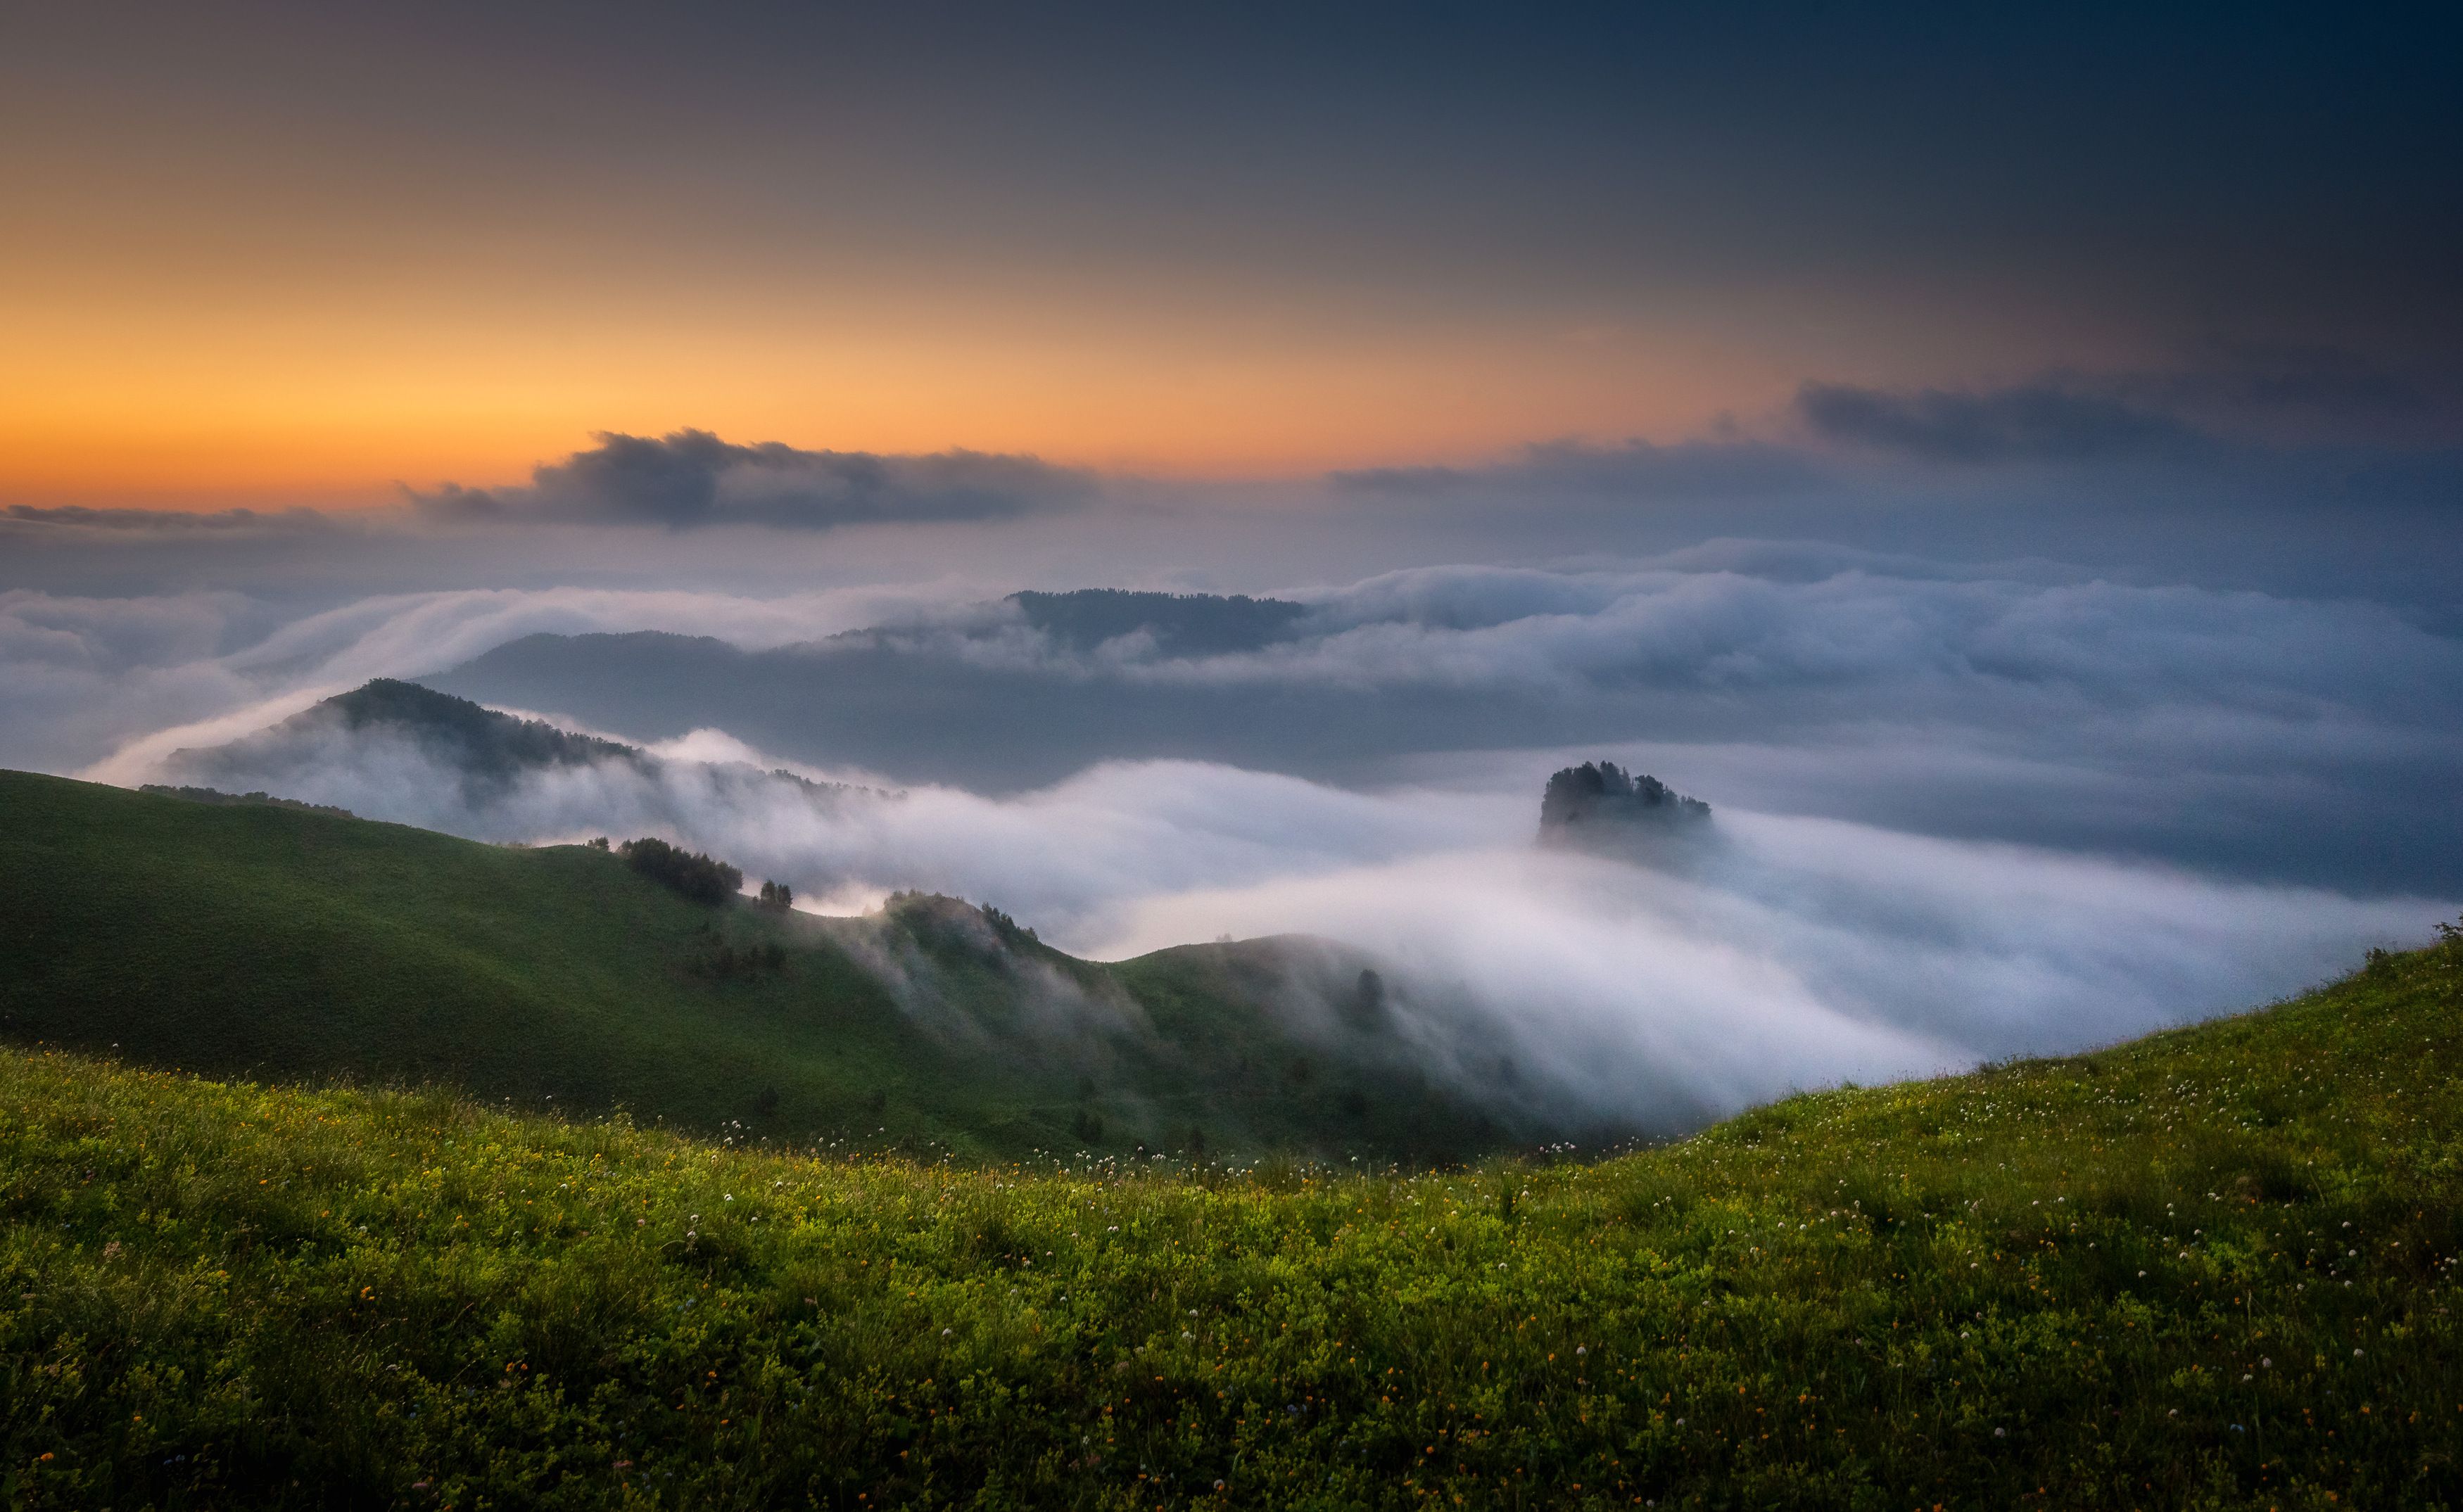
159, 678, 863, 815
616, 836, 744, 905
1538, 761, 1711, 846
161, 678, 642, 806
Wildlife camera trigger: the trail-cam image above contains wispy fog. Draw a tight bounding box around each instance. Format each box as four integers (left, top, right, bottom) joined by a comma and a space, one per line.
10, 537, 2457, 1130
129, 709, 2446, 1128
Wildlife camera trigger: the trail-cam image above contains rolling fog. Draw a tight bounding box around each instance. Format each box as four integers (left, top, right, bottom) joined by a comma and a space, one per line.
13, 529, 2452, 1131
153, 720, 2443, 1126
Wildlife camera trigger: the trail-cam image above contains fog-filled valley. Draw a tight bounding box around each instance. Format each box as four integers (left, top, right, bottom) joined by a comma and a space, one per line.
10, 535, 2455, 1138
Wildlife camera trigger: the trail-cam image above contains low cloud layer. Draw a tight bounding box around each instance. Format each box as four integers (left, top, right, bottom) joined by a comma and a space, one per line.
19, 545, 2463, 895
407, 429, 1096, 530
4, 504, 337, 533
23, 539, 2458, 1131
125, 716, 2450, 1129
8, 582, 983, 782
409, 551, 2463, 894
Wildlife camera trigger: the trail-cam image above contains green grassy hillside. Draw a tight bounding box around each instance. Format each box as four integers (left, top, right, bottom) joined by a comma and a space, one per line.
4, 928, 2459, 1507
0, 771, 1516, 1162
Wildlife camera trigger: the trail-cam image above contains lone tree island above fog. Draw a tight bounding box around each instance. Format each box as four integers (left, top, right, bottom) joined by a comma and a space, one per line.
1538, 761, 1711, 844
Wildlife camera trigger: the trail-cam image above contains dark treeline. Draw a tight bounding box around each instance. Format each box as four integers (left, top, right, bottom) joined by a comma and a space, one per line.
618, 837, 744, 905
140, 784, 355, 819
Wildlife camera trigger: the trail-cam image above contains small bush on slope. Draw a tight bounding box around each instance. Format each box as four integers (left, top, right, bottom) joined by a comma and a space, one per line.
4, 936, 2462, 1508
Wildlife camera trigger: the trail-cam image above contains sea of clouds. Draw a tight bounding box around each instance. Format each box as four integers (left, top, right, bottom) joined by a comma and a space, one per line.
13, 547, 2452, 1129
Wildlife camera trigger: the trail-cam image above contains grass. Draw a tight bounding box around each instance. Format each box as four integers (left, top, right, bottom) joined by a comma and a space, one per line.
4, 927, 2460, 1507
0, 770, 1514, 1162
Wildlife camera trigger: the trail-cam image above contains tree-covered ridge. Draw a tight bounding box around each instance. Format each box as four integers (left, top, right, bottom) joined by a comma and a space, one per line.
138, 784, 355, 819
163, 678, 863, 812
317, 676, 641, 777
4, 929, 2458, 1507
1538, 761, 1713, 837
616, 836, 744, 906
161, 677, 645, 806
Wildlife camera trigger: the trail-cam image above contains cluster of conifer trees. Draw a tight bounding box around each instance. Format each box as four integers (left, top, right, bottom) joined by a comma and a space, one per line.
615, 837, 744, 905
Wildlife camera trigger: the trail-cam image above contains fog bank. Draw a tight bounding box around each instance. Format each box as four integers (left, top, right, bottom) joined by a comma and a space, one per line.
130, 715, 2448, 1128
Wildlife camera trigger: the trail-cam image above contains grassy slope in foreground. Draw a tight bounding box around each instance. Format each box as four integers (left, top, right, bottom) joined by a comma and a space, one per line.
0, 770, 1512, 1162
6, 939, 2463, 1508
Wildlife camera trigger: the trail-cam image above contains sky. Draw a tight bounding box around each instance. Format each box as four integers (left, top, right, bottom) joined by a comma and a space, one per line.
4, 1, 2459, 504
4, 3, 2458, 1125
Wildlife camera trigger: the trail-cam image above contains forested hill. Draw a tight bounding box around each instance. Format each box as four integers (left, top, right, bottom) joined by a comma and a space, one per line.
164, 678, 642, 799
1538, 761, 1713, 851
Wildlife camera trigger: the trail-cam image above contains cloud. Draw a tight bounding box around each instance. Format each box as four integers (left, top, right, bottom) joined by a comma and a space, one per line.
1794, 379, 2198, 463
26, 548, 2463, 900
408, 428, 1098, 529
3, 504, 335, 532
1789, 345, 2453, 466
2125, 340, 2440, 430
16, 582, 984, 782
1093, 808, 2442, 1119
42, 545, 2459, 1126
403, 555, 2463, 894
1331, 436, 1821, 499
0, 590, 284, 777
123, 707, 2451, 1129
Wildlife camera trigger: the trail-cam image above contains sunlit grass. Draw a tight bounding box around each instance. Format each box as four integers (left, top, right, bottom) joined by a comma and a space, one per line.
6, 937, 2462, 1507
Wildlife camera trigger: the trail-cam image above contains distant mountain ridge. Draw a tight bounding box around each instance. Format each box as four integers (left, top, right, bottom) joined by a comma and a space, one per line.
1006, 589, 1308, 655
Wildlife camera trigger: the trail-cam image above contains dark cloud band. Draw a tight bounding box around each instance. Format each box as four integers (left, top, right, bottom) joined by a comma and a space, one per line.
408, 429, 1096, 530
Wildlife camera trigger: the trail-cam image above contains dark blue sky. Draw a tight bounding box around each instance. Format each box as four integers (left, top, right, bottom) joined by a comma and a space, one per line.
2, 1, 2457, 501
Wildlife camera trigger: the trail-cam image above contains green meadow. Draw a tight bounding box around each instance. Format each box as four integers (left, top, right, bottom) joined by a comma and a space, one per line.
6, 922, 2461, 1507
